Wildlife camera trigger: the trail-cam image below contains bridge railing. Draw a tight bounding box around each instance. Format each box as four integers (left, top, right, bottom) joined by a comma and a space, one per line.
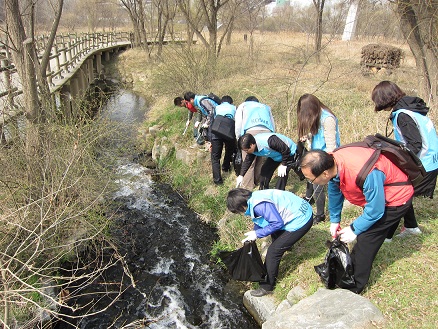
35, 31, 132, 87
0, 31, 132, 125
0, 31, 132, 96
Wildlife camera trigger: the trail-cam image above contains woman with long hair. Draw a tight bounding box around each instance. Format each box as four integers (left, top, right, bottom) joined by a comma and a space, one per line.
297, 94, 341, 225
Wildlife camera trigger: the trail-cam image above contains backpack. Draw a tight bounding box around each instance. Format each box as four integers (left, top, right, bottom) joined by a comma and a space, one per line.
334, 133, 426, 189
202, 93, 221, 105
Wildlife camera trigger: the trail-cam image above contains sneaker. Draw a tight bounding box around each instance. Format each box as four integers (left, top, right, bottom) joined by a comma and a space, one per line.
189, 143, 202, 149
313, 214, 326, 225
250, 288, 273, 297
384, 238, 392, 243
396, 226, 422, 238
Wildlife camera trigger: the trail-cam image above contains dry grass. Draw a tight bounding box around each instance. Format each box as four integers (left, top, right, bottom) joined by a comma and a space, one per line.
116, 31, 438, 329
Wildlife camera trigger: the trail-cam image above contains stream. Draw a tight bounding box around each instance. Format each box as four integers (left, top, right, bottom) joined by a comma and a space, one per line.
56, 86, 259, 329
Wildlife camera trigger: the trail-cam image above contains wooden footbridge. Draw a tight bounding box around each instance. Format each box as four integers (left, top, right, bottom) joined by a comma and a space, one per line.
0, 31, 133, 133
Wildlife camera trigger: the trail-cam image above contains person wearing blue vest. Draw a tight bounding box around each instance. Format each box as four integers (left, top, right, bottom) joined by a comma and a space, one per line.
236, 132, 304, 191
184, 91, 219, 145
372, 81, 438, 239
227, 188, 313, 296
209, 95, 237, 185
297, 94, 341, 225
234, 96, 276, 190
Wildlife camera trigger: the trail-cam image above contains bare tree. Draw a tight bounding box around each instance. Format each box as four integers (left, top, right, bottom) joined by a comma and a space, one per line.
312, 0, 326, 62
4, 0, 62, 184
177, 0, 237, 61
0, 120, 134, 327
238, 0, 266, 58
120, 0, 150, 51
153, 0, 178, 56
393, 0, 437, 106
1, 4, 134, 326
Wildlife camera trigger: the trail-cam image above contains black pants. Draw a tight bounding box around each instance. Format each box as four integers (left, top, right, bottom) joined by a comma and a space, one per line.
385, 168, 438, 238
211, 138, 236, 184
260, 217, 313, 291
386, 203, 418, 239
350, 198, 412, 294
414, 168, 438, 198
305, 181, 325, 216
259, 156, 295, 190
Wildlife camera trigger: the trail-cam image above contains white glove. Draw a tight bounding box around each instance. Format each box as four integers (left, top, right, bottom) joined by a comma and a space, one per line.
241, 231, 257, 243
185, 119, 190, 127
330, 223, 341, 238
277, 164, 287, 177
339, 226, 357, 243
202, 122, 209, 128
236, 175, 243, 187
194, 121, 200, 128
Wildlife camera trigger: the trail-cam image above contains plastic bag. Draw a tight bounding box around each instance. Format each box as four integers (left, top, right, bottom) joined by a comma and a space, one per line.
314, 237, 356, 289
218, 241, 266, 282
233, 149, 242, 176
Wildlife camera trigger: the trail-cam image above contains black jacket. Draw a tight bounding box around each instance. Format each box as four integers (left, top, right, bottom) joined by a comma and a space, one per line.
391, 96, 429, 154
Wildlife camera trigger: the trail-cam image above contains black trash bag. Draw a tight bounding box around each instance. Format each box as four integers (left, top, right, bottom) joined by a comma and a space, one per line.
218, 241, 266, 282
233, 149, 242, 177
286, 141, 306, 181
314, 237, 356, 289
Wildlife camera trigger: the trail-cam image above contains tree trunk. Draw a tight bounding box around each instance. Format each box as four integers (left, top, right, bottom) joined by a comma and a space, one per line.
396, 0, 437, 107
121, 0, 150, 52
313, 0, 325, 63
6, 0, 65, 192
226, 17, 234, 45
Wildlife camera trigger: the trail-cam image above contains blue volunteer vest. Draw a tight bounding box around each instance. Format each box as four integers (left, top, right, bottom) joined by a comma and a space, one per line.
311, 109, 341, 151
194, 95, 218, 116
245, 189, 312, 232
253, 133, 297, 162
214, 102, 236, 119
392, 109, 438, 172
241, 101, 275, 135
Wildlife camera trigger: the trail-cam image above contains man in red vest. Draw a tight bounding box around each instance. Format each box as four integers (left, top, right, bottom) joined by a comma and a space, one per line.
174, 96, 201, 128
299, 148, 414, 293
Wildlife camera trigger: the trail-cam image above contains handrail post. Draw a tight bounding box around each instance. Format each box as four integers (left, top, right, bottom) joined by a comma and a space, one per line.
60, 42, 68, 73
53, 44, 63, 79
46, 56, 53, 86
66, 41, 72, 71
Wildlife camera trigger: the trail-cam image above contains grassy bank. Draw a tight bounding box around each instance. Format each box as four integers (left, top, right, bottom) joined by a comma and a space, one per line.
114, 31, 438, 328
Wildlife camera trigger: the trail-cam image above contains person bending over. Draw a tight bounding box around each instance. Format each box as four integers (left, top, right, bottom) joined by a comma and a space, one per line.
227, 188, 313, 297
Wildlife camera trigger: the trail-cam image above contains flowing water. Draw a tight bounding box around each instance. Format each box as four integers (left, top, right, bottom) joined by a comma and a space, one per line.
57, 87, 259, 329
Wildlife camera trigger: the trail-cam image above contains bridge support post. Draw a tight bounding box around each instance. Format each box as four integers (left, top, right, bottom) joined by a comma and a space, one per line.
95, 52, 103, 78
69, 77, 82, 119
57, 86, 73, 121
77, 69, 86, 98
87, 58, 94, 84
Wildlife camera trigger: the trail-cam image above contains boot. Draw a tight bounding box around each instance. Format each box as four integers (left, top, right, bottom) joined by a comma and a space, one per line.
313, 214, 326, 225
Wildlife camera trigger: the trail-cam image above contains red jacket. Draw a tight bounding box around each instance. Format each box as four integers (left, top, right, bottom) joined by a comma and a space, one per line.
185, 101, 197, 113
332, 147, 414, 207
